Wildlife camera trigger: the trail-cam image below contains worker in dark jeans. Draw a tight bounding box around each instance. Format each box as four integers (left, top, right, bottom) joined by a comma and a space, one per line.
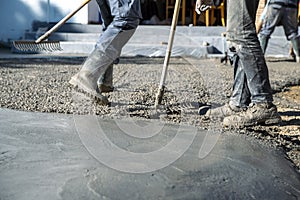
259, 0, 300, 63
69, 0, 142, 105
196, 0, 281, 128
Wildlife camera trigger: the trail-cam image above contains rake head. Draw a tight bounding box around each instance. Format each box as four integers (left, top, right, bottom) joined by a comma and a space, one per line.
12, 40, 62, 53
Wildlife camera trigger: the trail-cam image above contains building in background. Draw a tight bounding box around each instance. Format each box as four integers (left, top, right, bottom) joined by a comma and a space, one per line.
0, 0, 100, 45
1, 0, 279, 47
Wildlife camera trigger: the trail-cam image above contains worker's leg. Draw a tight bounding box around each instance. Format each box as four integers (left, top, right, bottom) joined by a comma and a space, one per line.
291, 36, 300, 63
69, 0, 141, 104
281, 7, 300, 63
227, 0, 273, 106
223, 0, 280, 127
258, 5, 283, 54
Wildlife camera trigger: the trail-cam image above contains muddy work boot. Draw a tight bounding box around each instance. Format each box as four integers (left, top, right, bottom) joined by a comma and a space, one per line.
69, 72, 109, 105
204, 103, 244, 119
223, 103, 281, 128
98, 84, 114, 93
97, 64, 114, 93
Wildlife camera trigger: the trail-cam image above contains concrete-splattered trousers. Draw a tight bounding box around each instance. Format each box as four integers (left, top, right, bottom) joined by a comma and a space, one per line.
258, 1, 300, 58
78, 0, 142, 90
226, 0, 274, 108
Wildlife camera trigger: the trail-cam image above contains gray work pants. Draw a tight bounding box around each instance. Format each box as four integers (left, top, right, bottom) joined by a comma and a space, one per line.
226, 0, 273, 108
260, 4, 299, 40
78, 0, 141, 89
259, 4, 300, 57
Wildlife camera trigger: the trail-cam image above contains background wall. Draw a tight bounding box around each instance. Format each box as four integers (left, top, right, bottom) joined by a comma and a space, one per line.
88, 0, 100, 24
0, 0, 91, 44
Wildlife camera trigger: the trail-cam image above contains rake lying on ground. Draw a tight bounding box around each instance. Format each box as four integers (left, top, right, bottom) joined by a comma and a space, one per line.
12, 0, 91, 53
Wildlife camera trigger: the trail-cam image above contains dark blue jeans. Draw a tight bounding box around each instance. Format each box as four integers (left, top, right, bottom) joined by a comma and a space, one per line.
226, 0, 273, 108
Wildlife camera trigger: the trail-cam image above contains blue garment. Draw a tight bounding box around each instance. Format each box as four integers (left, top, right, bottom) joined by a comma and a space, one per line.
259, 0, 299, 40
268, 0, 298, 7
76, 0, 142, 89
96, 0, 142, 30
226, 0, 273, 108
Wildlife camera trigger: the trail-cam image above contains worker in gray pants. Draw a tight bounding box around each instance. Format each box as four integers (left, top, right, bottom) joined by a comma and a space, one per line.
69, 0, 142, 104
196, 0, 281, 128
259, 0, 300, 63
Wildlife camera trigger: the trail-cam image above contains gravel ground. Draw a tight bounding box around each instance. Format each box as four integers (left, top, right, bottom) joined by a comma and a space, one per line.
0, 56, 299, 170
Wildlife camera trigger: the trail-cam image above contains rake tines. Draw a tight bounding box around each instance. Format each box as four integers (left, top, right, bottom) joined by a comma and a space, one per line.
12, 41, 62, 53
11, 0, 92, 53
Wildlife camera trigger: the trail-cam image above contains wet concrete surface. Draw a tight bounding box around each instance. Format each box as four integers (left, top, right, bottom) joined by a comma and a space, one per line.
1, 108, 300, 200
0, 56, 300, 199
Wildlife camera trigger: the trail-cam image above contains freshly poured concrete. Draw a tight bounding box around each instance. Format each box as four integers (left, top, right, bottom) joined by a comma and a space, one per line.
1, 108, 299, 200
1, 24, 300, 199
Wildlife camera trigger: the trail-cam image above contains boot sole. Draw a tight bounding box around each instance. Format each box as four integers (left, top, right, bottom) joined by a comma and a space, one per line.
224, 115, 282, 128
263, 116, 282, 125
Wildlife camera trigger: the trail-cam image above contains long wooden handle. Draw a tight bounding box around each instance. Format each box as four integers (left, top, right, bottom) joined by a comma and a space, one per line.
155, 0, 181, 106
159, 0, 181, 89
35, 0, 91, 43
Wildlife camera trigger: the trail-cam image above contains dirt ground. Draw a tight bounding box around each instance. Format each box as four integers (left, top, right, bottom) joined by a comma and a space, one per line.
268, 85, 300, 169
0, 56, 299, 171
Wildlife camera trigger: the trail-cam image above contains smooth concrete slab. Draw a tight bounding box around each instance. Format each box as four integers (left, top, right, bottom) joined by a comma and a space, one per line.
0, 108, 300, 200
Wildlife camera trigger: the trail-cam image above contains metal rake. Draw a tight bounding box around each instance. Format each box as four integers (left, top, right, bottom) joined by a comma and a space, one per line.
12, 0, 91, 53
